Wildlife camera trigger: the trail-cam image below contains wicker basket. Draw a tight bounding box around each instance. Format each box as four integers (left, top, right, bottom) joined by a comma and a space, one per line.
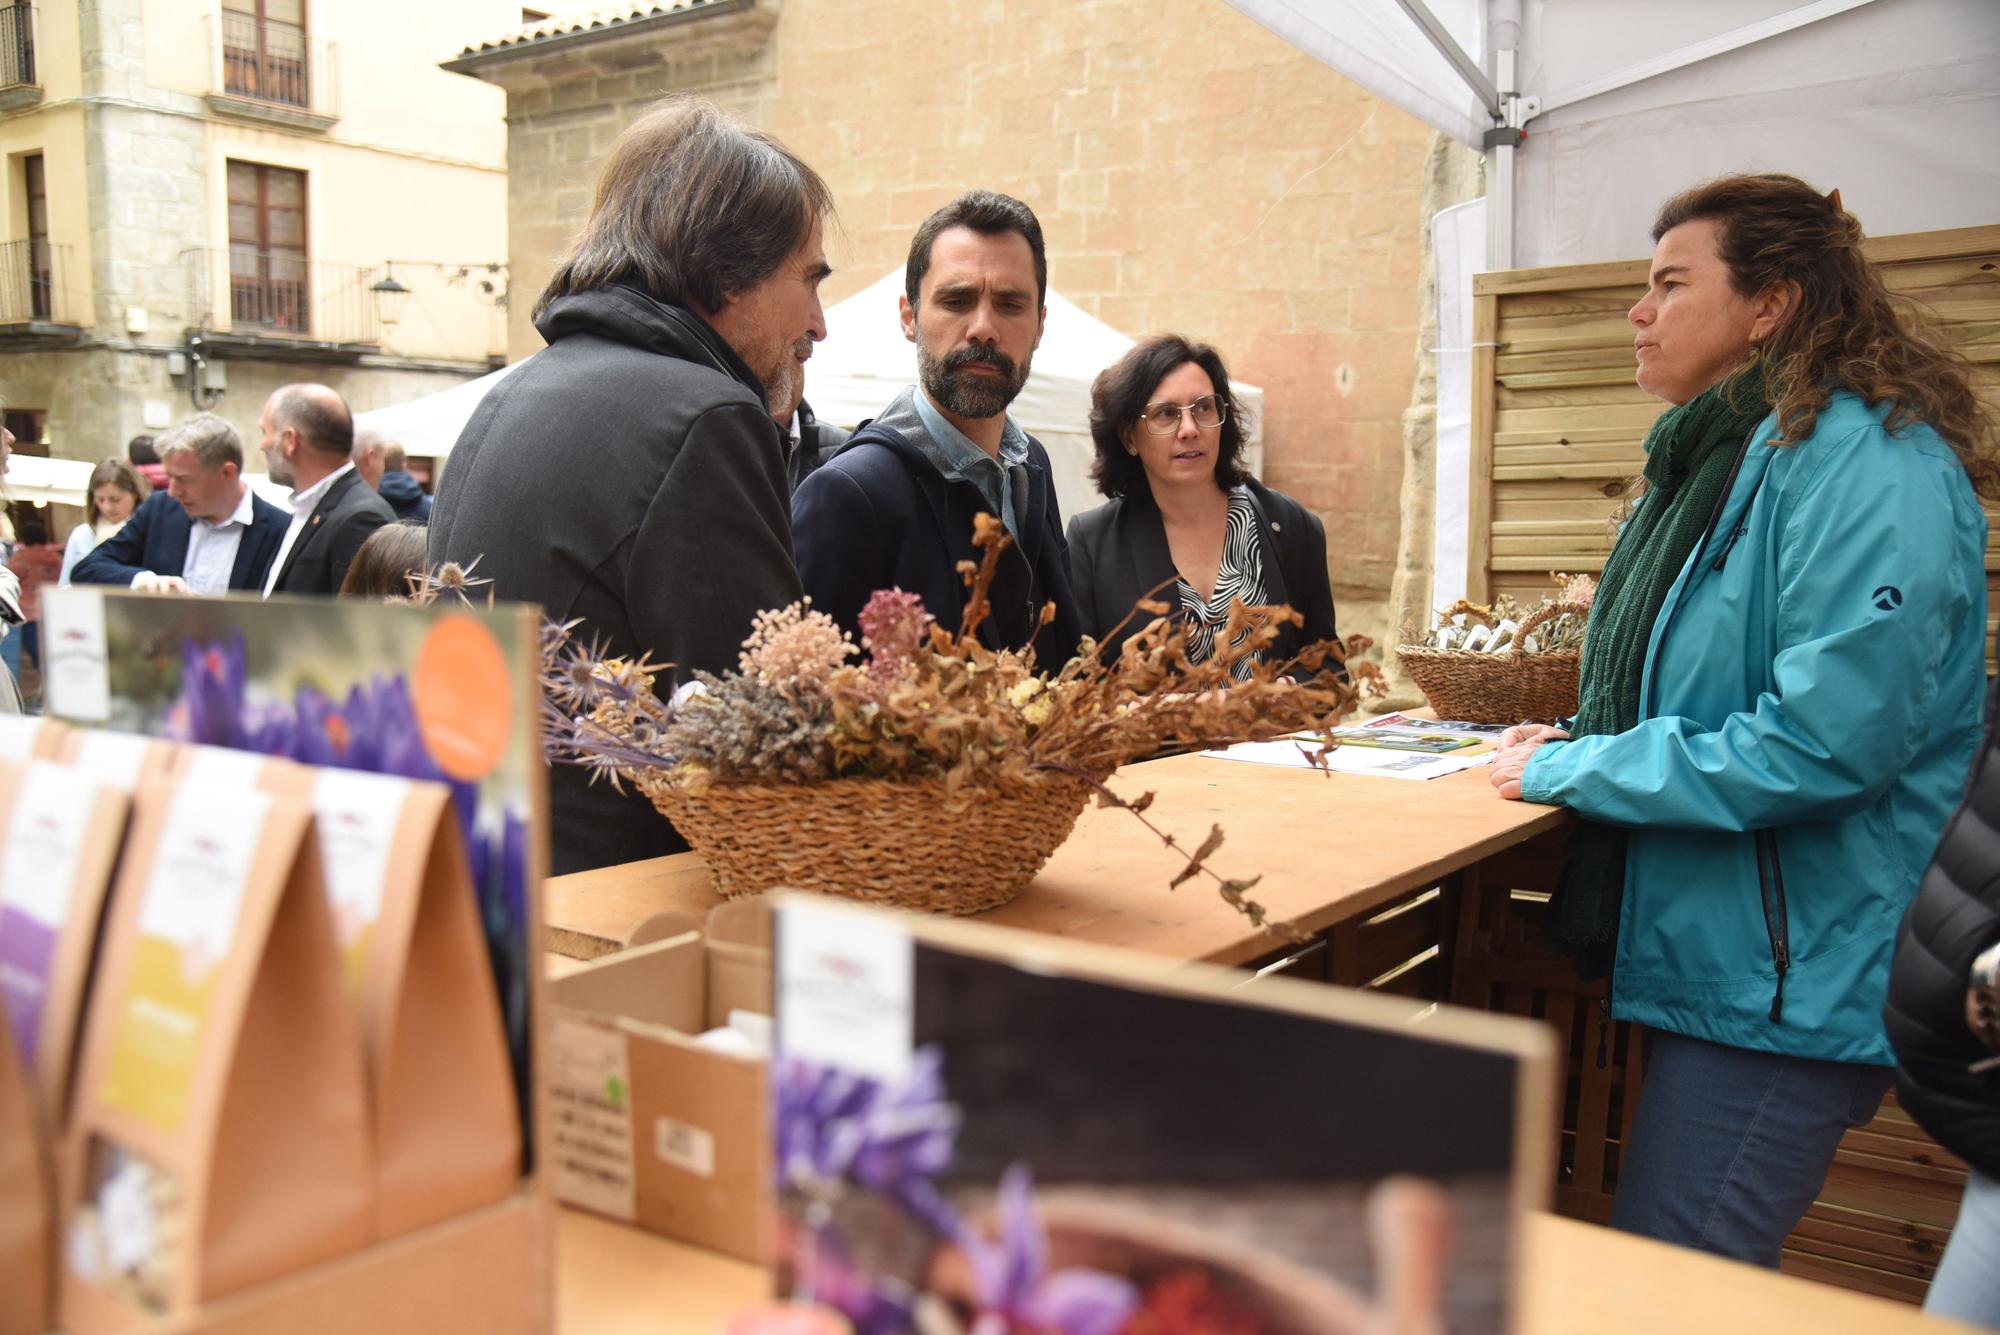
638, 770, 1098, 915
1395, 599, 1587, 725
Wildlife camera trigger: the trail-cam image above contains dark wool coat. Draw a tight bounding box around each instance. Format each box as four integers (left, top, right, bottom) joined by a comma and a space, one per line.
431, 285, 802, 874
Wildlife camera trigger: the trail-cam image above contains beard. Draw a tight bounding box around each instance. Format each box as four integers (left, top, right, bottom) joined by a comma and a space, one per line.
918, 341, 1031, 421
265, 450, 295, 487
759, 336, 813, 425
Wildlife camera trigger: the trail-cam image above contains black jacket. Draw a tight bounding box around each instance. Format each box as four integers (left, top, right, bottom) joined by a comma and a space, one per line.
430, 285, 802, 875
785, 398, 851, 493
377, 469, 432, 521
73, 489, 288, 592
1886, 629, 2000, 1178
1063, 478, 1339, 667
270, 468, 395, 595
791, 395, 1081, 668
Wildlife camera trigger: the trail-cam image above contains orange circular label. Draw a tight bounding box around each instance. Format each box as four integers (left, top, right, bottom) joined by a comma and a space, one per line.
411, 614, 513, 781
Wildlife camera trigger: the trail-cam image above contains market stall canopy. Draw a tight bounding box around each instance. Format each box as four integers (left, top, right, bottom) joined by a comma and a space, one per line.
805, 270, 1265, 524
354, 359, 527, 460
4, 455, 293, 512
1223, 0, 2000, 268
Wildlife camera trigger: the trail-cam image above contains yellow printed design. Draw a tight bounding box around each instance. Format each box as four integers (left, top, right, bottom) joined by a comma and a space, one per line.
99, 936, 220, 1132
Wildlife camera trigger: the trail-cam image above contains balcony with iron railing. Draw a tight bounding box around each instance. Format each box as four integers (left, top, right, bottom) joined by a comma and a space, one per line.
205, 12, 339, 130
185, 247, 382, 357
0, 4, 40, 111
0, 239, 79, 331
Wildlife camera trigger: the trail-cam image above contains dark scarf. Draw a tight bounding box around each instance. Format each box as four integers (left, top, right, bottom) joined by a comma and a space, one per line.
1547, 362, 1770, 978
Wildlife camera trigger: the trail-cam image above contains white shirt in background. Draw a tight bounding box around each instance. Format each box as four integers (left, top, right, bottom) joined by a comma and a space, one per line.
176, 485, 255, 594
263, 461, 352, 597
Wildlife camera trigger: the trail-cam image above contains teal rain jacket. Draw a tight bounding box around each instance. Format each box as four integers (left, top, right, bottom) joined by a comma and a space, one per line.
1521, 392, 1988, 1065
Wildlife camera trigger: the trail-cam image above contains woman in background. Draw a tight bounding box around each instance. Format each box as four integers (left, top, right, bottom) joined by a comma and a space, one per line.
1066, 335, 1337, 676
339, 520, 430, 600
58, 456, 149, 585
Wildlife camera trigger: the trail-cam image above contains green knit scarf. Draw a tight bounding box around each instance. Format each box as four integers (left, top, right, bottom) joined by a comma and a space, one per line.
1547, 361, 1770, 978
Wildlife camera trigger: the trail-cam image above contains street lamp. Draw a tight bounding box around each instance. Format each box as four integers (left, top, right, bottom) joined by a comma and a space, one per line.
370, 268, 412, 329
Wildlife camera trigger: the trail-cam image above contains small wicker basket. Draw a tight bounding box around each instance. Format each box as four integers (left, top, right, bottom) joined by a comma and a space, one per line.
1395, 599, 1588, 725
639, 769, 1099, 915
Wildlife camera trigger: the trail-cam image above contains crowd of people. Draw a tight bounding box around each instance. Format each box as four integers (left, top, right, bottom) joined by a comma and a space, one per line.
0, 91, 1995, 1324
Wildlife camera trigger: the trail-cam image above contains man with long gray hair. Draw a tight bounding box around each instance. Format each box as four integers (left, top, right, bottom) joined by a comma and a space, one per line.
430, 95, 833, 874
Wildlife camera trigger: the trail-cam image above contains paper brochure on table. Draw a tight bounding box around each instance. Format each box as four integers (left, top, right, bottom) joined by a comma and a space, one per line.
1205, 733, 1497, 779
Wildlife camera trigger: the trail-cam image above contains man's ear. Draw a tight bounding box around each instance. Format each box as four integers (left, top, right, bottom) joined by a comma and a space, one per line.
221, 460, 239, 482
1034, 303, 1047, 352
899, 293, 918, 344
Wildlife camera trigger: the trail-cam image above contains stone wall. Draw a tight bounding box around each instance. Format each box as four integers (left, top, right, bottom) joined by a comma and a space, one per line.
479, 0, 1438, 629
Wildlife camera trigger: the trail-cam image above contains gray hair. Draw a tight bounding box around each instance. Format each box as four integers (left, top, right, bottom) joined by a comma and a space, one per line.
535, 96, 834, 319
157, 413, 244, 472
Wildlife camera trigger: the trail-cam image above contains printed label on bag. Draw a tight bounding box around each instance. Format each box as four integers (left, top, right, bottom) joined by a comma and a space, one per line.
777, 899, 914, 1082
180, 745, 269, 790
40, 586, 111, 722
653, 1115, 717, 1178
69, 730, 155, 787
0, 714, 43, 759
100, 784, 271, 1131
309, 768, 412, 990
549, 1014, 636, 1221
0, 765, 101, 1067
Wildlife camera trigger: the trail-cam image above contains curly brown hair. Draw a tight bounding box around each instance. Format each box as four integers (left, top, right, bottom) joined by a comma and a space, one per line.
1653, 173, 1998, 498
1088, 334, 1252, 500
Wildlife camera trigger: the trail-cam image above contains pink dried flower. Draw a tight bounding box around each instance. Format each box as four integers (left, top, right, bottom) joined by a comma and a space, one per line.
740, 601, 854, 702
857, 588, 931, 676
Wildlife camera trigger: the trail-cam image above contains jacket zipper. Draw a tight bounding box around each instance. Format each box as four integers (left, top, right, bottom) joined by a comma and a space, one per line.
1754, 829, 1793, 1022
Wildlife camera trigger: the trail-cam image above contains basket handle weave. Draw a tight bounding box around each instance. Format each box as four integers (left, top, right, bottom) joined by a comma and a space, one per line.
1507, 599, 1594, 655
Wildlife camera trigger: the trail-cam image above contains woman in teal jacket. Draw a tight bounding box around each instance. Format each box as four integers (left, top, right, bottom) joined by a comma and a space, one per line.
1489, 175, 1996, 1266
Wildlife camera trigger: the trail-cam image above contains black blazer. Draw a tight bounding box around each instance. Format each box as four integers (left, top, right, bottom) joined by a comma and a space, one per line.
72, 489, 288, 592
269, 468, 395, 595
1064, 478, 1339, 667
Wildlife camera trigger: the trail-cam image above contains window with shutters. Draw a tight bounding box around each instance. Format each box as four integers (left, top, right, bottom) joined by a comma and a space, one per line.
220, 0, 307, 108
227, 160, 309, 335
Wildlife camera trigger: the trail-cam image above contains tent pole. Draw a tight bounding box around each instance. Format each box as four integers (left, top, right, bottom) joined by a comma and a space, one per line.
1387, 0, 1500, 118
1536, 0, 1880, 116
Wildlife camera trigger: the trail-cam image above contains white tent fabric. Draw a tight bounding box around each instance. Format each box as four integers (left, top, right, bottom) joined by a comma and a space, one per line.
805, 270, 1266, 526
3, 454, 293, 512
354, 359, 525, 459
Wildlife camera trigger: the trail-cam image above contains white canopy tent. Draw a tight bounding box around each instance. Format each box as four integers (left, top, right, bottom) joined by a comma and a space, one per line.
354, 359, 526, 459
1222, 0, 2000, 605
2, 455, 293, 514
805, 270, 1266, 525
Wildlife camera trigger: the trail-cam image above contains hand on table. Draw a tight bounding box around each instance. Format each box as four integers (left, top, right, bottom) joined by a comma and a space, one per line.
131, 572, 192, 595
1489, 726, 1567, 801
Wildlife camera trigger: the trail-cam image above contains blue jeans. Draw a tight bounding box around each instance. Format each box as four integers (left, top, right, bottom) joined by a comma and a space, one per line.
1609, 1029, 1892, 1267
1929, 1169, 2000, 1328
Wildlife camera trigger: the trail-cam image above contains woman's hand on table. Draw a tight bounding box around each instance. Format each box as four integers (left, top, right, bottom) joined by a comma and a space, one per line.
1490, 727, 1568, 800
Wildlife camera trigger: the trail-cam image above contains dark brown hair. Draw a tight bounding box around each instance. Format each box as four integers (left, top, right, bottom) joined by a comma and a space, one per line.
338, 520, 429, 600
906, 190, 1047, 309
84, 456, 149, 527
1653, 173, 1998, 496
1088, 334, 1251, 500
537, 97, 834, 320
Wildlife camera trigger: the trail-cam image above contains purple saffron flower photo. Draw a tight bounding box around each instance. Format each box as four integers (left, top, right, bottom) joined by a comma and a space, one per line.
959, 1164, 1139, 1335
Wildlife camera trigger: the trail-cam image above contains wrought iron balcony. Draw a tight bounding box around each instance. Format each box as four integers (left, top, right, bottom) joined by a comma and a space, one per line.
207, 13, 338, 128
185, 247, 382, 353
0, 240, 77, 328
0, 4, 34, 88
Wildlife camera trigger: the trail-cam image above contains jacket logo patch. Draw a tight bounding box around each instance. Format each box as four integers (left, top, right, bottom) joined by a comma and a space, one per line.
1873, 585, 1903, 611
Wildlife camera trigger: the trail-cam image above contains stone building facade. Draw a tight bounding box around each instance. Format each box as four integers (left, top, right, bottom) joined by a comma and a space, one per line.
0, 0, 514, 537
446, 0, 1440, 636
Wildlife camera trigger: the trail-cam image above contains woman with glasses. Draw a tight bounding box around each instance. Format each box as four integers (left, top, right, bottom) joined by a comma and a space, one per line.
1066, 334, 1337, 674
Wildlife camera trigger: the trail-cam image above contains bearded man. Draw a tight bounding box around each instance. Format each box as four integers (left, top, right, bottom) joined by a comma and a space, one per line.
791, 191, 1080, 663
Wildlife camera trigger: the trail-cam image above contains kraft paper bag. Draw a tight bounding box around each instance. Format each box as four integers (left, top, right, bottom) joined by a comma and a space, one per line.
0, 714, 68, 764
0, 758, 132, 1127
706, 895, 775, 1024
0, 993, 53, 1335
59, 775, 373, 1330
176, 742, 301, 792
277, 767, 520, 1239
57, 727, 179, 790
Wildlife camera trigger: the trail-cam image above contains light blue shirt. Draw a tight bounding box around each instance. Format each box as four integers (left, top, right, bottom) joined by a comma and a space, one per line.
908, 389, 1030, 538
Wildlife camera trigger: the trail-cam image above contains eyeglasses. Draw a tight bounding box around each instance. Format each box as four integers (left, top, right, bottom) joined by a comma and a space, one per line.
1138, 394, 1226, 434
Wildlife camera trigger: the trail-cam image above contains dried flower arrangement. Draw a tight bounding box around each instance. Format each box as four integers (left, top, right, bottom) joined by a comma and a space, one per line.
543, 516, 1382, 931
1395, 572, 1596, 725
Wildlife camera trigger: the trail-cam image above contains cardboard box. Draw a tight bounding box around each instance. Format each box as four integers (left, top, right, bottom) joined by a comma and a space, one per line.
548, 912, 772, 1265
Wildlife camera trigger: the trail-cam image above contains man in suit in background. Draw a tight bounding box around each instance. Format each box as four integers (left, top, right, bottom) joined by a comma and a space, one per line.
258, 383, 394, 596
73, 413, 287, 593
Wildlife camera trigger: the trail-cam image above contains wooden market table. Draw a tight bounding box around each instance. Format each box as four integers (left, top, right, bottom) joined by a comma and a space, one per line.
546, 747, 1571, 972
554, 1206, 1978, 1334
